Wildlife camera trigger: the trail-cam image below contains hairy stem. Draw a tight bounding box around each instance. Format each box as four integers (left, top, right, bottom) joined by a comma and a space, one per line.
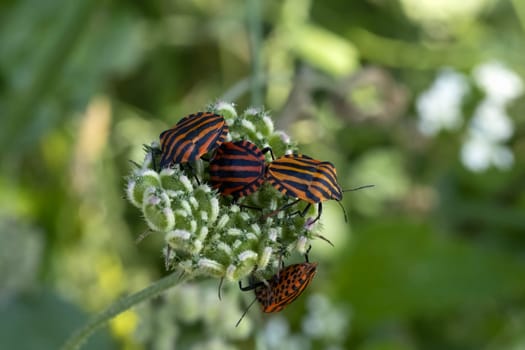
61, 273, 189, 350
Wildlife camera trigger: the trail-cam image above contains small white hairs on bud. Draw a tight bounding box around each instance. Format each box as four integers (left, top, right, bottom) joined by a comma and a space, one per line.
232, 240, 242, 249
239, 212, 251, 221
180, 200, 192, 214
190, 220, 197, 233
217, 241, 232, 255
225, 264, 237, 281
227, 228, 243, 237
244, 107, 260, 115
179, 175, 193, 192
262, 115, 274, 132
209, 197, 220, 223
189, 197, 199, 209
165, 189, 184, 198
144, 189, 161, 206
191, 239, 203, 254
244, 232, 258, 242
162, 208, 176, 228
241, 119, 256, 132
257, 246, 273, 271
126, 180, 140, 208
267, 228, 279, 242
216, 214, 230, 230
276, 130, 290, 144
174, 209, 189, 218
296, 235, 309, 254
159, 168, 176, 177
166, 229, 191, 241
142, 169, 162, 180
215, 101, 237, 114
238, 250, 258, 262
197, 258, 225, 277
197, 227, 209, 241
250, 223, 261, 236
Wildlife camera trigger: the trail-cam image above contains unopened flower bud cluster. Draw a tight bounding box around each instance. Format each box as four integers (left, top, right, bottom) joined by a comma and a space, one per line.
126, 102, 320, 282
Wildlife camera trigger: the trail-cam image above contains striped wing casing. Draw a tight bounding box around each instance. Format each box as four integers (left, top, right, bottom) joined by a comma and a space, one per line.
255, 262, 318, 313
209, 140, 266, 198
159, 112, 229, 168
266, 154, 343, 203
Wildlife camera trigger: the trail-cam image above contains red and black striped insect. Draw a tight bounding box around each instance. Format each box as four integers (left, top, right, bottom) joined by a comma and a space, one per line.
159, 112, 229, 168
236, 249, 317, 326
209, 140, 267, 199
265, 153, 343, 223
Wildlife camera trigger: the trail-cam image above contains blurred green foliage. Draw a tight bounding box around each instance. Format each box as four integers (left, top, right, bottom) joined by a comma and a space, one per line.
1, 0, 525, 349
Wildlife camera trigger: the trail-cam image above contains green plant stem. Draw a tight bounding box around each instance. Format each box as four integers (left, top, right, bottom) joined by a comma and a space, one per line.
512, 0, 525, 33
246, 0, 263, 106
61, 273, 189, 350
347, 27, 481, 70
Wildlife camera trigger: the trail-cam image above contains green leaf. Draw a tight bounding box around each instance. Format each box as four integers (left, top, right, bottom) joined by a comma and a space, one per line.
0, 290, 114, 350
334, 219, 525, 329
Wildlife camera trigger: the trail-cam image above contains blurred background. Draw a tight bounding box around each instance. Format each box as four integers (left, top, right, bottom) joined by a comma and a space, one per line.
1, 0, 525, 349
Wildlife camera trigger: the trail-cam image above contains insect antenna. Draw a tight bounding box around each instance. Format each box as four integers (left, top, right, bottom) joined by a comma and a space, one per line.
336, 201, 348, 223
337, 184, 374, 223
261, 146, 275, 160
129, 160, 142, 169
314, 233, 334, 247
342, 184, 375, 192
217, 277, 224, 300
236, 297, 258, 327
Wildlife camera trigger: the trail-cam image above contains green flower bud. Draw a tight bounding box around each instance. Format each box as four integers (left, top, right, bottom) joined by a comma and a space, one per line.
197, 258, 225, 278
210, 241, 234, 266
213, 101, 238, 120
165, 229, 192, 251
296, 235, 309, 254
257, 246, 273, 272
159, 168, 187, 192
225, 250, 258, 281
126, 170, 162, 208
143, 188, 175, 232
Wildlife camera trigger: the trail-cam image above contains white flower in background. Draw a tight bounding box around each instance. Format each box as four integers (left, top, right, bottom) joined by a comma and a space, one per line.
257, 294, 350, 349
260, 316, 312, 350
261, 316, 290, 349
461, 101, 515, 172
460, 61, 522, 172
473, 61, 524, 105
470, 101, 514, 143
417, 68, 469, 135
461, 133, 514, 172
302, 294, 350, 343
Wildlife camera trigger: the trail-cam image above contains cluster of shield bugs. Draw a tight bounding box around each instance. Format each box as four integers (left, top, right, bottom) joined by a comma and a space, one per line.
156, 111, 371, 324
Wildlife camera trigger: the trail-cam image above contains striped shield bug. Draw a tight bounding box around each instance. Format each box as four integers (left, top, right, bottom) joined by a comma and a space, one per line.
265, 153, 343, 223
159, 112, 229, 168
209, 140, 266, 199
236, 248, 317, 326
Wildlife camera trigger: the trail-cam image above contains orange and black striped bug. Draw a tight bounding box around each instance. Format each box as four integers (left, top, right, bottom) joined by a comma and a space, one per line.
159, 112, 229, 169
236, 248, 317, 326
209, 140, 268, 199
265, 153, 344, 224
